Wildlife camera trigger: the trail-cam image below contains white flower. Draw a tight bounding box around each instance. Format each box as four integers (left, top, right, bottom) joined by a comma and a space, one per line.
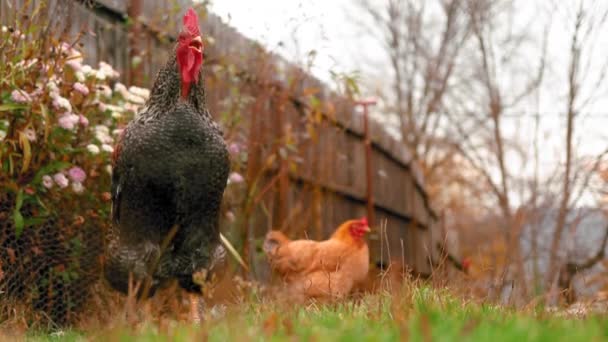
71, 182, 84, 194
99, 61, 119, 79
75, 71, 85, 82
52, 95, 72, 112
94, 125, 110, 134
46, 81, 59, 94
111, 111, 122, 119
126, 93, 145, 105
124, 103, 140, 113
24, 128, 36, 142
104, 104, 124, 113
1, 26, 6, 33
53, 173, 69, 188
42, 175, 53, 189
81, 65, 93, 76
86, 144, 100, 154
105, 165, 112, 175
97, 85, 112, 99
114, 83, 129, 97
0, 131, 6, 141
95, 69, 106, 81
131, 55, 142, 67
128, 86, 150, 99
101, 144, 114, 153
94, 125, 114, 143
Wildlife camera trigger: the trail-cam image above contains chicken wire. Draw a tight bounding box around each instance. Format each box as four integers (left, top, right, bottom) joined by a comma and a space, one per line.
0, 192, 106, 328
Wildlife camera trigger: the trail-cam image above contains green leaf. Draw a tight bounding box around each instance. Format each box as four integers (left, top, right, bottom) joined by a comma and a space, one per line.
15, 189, 23, 210
0, 104, 27, 112
13, 210, 24, 237
23, 217, 48, 226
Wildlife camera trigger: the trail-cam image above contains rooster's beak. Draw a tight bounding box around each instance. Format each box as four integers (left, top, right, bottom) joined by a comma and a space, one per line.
189, 36, 203, 53
363, 225, 371, 233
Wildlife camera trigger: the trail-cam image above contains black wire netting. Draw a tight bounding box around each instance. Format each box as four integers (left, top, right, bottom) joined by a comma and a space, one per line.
0, 191, 108, 328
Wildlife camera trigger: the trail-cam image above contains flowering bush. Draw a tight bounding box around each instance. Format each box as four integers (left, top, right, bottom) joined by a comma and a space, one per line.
0, 18, 252, 326
0, 23, 152, 326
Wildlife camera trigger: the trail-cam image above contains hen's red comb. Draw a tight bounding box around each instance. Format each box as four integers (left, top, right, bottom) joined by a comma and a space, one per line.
359, 217, 368, 226
182, 8, 201, 36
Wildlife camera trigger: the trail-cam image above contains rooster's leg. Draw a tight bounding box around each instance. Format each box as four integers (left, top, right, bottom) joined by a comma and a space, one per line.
190, 293, 201, 323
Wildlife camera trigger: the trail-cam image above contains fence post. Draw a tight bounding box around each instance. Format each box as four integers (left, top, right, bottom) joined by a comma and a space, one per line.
127, 0, 143, 85
355, 98, 377, 227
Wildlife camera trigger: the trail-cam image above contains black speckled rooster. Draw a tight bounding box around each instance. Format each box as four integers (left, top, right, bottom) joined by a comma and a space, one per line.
104, 8, 229, 321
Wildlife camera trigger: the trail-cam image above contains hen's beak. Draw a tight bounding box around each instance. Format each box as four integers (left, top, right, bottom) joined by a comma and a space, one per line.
363, 225, 371, 233
189, 36, 203, 53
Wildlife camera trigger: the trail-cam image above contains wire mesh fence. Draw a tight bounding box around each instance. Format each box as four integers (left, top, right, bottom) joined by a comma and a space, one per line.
0, 192, 107, 327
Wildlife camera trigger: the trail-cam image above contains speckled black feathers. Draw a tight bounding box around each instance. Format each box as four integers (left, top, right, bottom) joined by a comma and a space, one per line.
104, 50, 230, 296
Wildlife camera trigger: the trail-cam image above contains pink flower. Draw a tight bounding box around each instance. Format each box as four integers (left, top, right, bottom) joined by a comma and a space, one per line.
53, 173, 69, 188
58, 113, 79, 130
67, 166, 86, 183
228, 143, 241, 155
30, 87, 43, 98
60, 42, 72, 53
225, 211, 236, 222
11, 89, 31, 103
79, 114, 89, 127
66, 59, 82, 72
73, 82, 89, 95
42, 175, 53, 189
228, 172, 244, 184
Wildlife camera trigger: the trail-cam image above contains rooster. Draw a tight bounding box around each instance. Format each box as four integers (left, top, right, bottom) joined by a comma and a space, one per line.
104, 8, 229, 321
263, 218, 371, 301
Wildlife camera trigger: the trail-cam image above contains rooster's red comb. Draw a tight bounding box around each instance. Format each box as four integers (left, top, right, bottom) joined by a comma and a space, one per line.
359, 217, 368, 226
182, 8, 201, 36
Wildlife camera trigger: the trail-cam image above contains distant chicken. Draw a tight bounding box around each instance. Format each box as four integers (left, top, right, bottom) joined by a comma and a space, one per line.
104, 8, 229, 321
263, 218, 371, 301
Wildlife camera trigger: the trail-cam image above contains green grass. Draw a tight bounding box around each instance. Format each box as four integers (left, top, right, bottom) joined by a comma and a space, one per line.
22, 287, 608, 342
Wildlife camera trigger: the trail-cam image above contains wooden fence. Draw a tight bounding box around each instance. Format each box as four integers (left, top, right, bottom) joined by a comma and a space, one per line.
1, 0, 443, 277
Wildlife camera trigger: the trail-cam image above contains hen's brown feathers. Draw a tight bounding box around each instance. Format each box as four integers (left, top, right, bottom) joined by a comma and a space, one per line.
263, 219, 370, 301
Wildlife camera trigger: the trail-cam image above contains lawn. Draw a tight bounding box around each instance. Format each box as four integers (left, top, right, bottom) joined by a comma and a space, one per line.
21, 286, 608, 342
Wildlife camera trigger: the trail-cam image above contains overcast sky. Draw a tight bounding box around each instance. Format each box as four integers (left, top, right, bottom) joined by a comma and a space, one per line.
208, 0, 608, 205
